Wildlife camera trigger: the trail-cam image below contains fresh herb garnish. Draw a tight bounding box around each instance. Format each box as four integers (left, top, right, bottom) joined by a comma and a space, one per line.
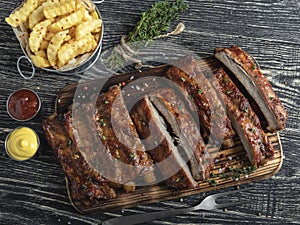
104, 0, 189, 70
220, 173, 230, 179
100, 119, 107, 127
174, 177, 180, 182
221, 166, 256, 180
127, 0, 188, 43
67, 139, 72, 146
226, 90, 233, 95
198, 89, 203, 94
181, 77, 186, 82
129, 153, 135, 159
102, 135, 107, 141
208, 179, 218, 186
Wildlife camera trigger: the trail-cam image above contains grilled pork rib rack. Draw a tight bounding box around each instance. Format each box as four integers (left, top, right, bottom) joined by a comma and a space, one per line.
42, 46, 287, 206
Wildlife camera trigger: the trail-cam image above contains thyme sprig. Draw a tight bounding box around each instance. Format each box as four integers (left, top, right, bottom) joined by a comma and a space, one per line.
127, 0, 188, 43
104, 0, 188, 70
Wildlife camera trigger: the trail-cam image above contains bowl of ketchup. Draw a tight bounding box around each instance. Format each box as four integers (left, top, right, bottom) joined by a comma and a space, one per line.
7, 89, 41, 121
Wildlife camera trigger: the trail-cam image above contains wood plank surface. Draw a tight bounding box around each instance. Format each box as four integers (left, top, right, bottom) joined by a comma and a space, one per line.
0, 0, 299, 224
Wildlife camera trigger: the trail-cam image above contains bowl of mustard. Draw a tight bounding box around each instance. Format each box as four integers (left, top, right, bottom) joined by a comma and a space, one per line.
5, 127, 40, 161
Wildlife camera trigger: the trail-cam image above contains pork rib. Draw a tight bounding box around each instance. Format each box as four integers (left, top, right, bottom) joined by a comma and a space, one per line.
213, 68, 274, 166
130, 96, 198, 189
149, 88, 212, 181
215, 46, 288, 132
165, 55, 235, 147
42, 115, 117, 202
93, 85, 155, 188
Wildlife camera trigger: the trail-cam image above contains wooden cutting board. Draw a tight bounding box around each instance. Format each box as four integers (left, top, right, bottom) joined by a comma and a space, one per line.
55, 57, 283, 213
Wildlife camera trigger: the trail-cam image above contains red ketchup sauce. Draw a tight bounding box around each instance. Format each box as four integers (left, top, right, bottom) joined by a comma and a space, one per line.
7, 89, 41, 121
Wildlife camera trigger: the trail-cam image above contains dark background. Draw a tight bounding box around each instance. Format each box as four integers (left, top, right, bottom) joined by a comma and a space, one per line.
0, 0, 299, 224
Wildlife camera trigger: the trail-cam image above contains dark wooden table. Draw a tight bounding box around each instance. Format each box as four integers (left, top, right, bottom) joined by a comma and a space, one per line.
0, 0, 299, 224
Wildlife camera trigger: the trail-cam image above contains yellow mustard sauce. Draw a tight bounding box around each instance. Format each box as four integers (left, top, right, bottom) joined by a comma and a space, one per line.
5, 127, 39, 161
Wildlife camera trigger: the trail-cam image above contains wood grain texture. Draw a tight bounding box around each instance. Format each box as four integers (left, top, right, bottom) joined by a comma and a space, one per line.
0, 0, 299, 224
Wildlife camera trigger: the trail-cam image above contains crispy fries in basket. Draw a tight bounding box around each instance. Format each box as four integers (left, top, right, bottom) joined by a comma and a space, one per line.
6, 0, 102, 69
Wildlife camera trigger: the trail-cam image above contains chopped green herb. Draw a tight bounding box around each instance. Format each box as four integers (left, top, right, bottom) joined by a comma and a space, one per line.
210, 172, 215, 178
99, 118, 107, 126
180, 77, 186, 82
208, 179, 218, 186
223, 77, 228, 84
104, 100, 110, 104
129, 153, 135, 159
198, 89, 203, 94
222, 166, 257, 180
252, 65, 257, 70
174, 177, 180, 183
234, 170, 241, 179
250, 128, 256, 133
243, 108, 249, 113
102, 135, 107, 141
220, 173, 230, 179
226, 90, 233, 95
67, 139, 72, 146
269, 96, 274, 100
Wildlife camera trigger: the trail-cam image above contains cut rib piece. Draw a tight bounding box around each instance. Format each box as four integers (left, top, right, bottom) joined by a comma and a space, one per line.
149, 88, 212, 181
212, 68, 275, 166
93, 85, 155, 188
42, 115, 117, 202
215, 46, 288, 132
165, 55, 235, 148
130, 96, 198, 189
